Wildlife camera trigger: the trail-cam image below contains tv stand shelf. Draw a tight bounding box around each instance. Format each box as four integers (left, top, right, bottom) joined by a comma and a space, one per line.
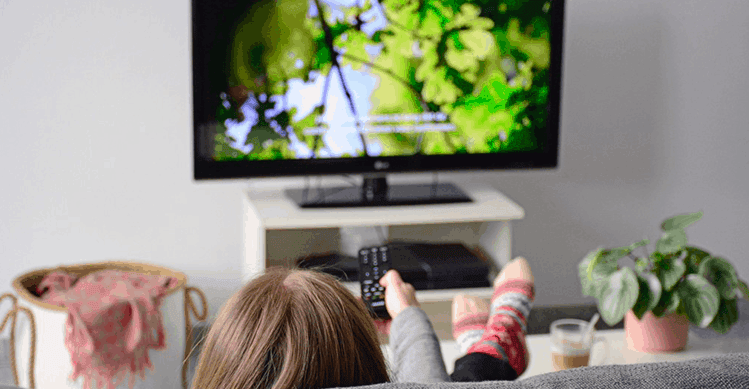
243, 180, 524, 302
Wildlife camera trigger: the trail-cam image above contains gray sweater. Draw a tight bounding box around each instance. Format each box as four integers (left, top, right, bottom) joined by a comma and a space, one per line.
388, 306, 452, 383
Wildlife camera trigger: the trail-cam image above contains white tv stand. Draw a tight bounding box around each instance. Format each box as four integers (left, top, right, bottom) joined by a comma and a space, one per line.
242, 179, 524, 302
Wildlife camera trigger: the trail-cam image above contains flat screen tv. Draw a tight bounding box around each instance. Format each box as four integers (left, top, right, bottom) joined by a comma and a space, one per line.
192, 0, 564, 207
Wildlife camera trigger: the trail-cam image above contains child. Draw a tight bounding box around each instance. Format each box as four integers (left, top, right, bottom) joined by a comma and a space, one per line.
190, 257, 534, 388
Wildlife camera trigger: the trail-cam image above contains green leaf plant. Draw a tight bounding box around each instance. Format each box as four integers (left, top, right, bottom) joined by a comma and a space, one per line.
578, 211, 747, 333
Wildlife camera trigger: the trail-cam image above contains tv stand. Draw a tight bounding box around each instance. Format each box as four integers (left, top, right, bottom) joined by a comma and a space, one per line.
243, 179, 524, 302
284, 176, 472, 208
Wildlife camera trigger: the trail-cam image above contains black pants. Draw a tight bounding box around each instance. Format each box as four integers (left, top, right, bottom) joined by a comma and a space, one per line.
449, 353, 518, 382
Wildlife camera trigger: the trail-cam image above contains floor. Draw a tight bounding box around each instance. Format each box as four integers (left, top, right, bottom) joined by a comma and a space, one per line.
1, 300, 746, 387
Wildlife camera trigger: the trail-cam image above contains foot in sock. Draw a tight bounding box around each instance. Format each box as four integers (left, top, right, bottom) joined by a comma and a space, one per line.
452, 294, 489, 355
466, 257, 535, 377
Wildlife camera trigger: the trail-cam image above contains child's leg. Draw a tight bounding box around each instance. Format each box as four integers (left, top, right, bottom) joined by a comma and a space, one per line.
450, 257, 535, 381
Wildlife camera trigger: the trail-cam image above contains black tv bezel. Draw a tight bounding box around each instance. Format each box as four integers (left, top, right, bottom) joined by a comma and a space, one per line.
192, 0, 565, 180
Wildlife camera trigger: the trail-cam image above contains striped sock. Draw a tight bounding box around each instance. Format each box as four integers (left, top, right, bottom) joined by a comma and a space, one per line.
453, 313, 488, 355
452, 296, 489, 355
466, 278, 535, 377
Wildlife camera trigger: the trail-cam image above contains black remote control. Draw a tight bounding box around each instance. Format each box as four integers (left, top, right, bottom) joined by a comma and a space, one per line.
358, 245, 391, 319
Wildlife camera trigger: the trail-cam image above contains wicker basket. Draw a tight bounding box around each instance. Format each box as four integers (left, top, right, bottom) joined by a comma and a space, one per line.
2, 261, 207, 389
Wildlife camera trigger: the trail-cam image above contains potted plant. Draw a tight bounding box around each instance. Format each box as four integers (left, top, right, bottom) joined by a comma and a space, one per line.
578, 211, 749, 352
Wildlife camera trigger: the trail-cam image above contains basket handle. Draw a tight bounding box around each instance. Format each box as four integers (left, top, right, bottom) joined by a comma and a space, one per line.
1, 293, 36, 389
182, 286, 208, 389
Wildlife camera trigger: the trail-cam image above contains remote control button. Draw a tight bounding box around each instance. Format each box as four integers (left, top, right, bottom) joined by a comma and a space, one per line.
372, 301, 385, 307
362, 254, 369, 265
373, 266, 378, 273
373, 258, 378, 266
363, 279, 372, 285
365, 271, 370, 277
362, 286, 369, 293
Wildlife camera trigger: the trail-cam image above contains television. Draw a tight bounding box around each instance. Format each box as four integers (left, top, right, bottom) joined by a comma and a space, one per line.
192, 0, 564, 207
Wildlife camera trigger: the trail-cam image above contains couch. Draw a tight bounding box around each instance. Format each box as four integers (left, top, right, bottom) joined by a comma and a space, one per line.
1, 352, 747, 389
337, 352, 749, 388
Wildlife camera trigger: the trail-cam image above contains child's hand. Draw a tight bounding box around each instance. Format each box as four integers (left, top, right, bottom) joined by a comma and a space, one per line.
379, 270, 420, 319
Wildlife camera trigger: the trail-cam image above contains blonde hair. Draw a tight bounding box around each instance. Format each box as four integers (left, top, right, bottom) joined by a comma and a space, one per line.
190, 267, 391, 389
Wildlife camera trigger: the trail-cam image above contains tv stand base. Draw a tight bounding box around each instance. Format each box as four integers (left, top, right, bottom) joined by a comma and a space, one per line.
285, 181, 472, 208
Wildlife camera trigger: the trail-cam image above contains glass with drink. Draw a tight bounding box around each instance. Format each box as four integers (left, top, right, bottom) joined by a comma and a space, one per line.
550, 318, 608, 371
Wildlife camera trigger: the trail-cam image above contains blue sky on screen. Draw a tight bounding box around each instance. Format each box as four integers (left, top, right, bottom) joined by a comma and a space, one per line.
225, 0, 390, 158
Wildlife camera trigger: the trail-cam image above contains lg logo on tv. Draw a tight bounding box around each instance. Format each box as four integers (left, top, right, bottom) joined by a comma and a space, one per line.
374, 160, 390, 170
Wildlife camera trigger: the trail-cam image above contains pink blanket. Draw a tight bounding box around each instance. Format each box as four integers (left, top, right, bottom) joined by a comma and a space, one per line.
37, 269, 178, 389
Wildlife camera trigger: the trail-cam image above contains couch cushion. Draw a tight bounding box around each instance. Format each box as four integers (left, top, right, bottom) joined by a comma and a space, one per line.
340, 352, 749, 389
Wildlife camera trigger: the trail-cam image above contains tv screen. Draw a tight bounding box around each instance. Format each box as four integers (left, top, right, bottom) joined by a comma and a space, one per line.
193, 0, 564, 179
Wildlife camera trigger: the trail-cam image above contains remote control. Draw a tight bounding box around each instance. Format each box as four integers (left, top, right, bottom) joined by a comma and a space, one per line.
358, 245, 391, 319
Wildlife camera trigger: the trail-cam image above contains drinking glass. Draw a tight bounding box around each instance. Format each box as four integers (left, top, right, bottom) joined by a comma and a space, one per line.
550, 318, 608, 371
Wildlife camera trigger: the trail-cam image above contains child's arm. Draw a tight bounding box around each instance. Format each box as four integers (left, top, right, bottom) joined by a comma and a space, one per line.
380, 270, 450, 383
389, 306, 451, 383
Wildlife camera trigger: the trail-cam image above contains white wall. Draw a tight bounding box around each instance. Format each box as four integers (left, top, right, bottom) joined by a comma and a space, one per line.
1, 0, 748, 324
0, 0, 245, 321
491, 0, 749, 306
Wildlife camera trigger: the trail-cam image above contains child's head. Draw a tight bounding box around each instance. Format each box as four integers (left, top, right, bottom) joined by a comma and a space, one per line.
191, 267, 391, 389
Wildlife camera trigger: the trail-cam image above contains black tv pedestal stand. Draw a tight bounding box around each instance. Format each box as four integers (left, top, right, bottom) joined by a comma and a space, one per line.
285, 176, 473, 208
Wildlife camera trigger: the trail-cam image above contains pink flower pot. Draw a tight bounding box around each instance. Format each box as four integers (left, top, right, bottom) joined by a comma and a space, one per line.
625, 310, 689, 352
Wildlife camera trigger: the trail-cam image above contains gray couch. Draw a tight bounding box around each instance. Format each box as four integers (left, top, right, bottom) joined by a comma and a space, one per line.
336, 352, 749, 388
1, 352, 747, 389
